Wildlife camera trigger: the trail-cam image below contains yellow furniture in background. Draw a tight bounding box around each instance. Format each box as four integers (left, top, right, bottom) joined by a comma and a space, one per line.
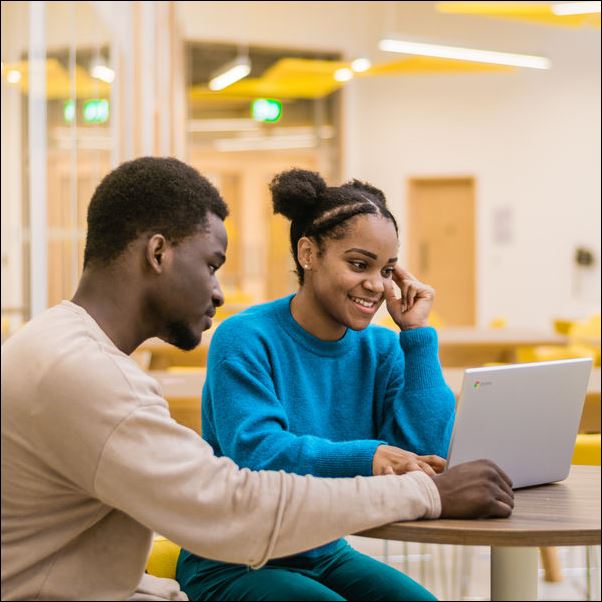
516, 313, 601, 367
146, 535, 181, 580
215, 289, 254, 321
488, 316, 507, 329
572, 433, 601, 466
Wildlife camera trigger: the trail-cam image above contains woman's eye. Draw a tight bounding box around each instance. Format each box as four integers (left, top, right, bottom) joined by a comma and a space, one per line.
382, 267, 394, 278
350, 261, 366, 270
208, 264, 217, 274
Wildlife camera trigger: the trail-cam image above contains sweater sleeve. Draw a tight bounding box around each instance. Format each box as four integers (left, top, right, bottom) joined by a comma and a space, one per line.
94, 403, 441, 568
204, 357, 386, 477
376, 327, 456, 458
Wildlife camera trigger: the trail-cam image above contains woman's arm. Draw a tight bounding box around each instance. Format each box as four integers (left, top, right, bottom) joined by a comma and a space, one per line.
203, 356, 387, 478
376, 327, 456, 458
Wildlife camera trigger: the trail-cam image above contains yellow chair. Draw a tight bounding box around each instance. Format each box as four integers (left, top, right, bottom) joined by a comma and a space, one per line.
488, 316, 507, 329
515, 313, 601, 366
572, 433, 601, 466
146, 535, 181, 580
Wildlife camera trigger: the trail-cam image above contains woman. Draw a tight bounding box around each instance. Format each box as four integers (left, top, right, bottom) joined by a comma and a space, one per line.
177, 169, 456, 601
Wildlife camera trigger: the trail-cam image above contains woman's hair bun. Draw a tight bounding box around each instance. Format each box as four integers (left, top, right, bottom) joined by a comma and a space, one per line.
270, 168, 327, 221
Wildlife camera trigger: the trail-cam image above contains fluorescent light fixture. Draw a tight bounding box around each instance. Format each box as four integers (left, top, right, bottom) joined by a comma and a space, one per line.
90, 64, 115, 83
209, 55, 251, 91
351, 58, 372, 72
334, 67, 354, 82
379, 38, 551, 70
6, 69, 22, 84
552, 1, 601, 15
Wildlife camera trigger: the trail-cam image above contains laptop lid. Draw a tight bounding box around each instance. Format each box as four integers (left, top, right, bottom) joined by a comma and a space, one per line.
446, 358, 593, 489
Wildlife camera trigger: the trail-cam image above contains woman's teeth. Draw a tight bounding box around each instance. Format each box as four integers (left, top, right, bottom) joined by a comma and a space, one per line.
350, 296, 375, 308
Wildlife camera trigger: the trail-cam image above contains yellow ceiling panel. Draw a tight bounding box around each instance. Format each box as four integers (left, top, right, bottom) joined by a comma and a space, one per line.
3, 58, 111, 99
190, 58, 349, 101
189, 54, 519, 102
363, 56, 516, 76
262, 57, 350, 80
190, 77, 343, 101
436, 2, 601, 28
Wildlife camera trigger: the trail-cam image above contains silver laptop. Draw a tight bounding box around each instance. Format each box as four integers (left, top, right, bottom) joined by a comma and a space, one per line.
446, 358, 593, 489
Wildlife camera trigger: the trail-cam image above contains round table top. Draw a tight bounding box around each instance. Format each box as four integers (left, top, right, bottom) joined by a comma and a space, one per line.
356, 465, 601, 547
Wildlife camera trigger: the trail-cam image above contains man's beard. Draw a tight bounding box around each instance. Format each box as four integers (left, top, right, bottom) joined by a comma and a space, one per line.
165, 320, 201, 351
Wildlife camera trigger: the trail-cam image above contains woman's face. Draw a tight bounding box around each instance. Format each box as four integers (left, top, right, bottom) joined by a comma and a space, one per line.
307, 214, 398, 331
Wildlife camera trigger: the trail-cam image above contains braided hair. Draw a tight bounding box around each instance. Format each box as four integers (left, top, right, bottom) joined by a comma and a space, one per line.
270, 168, 398, 284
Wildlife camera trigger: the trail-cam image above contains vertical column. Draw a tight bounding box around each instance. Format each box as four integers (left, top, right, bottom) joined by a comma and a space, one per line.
110, 0, 185, 162
0, 3, 25, 328
28, 0, 47, 316
491, 546, 538, 601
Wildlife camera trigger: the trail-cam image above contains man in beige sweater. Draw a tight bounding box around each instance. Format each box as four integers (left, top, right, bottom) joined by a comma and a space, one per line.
1, 157, 513, 601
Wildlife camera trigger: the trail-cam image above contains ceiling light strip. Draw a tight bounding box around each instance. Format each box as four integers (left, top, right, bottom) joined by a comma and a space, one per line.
209, 56, 251, 91
552, 1, 601, 15
379, 39, 551, 70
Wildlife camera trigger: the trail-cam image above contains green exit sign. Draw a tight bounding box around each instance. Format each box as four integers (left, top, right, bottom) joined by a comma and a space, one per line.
83, 99, 109, 123
63, 99, 110, 124
251, 98, 282, 123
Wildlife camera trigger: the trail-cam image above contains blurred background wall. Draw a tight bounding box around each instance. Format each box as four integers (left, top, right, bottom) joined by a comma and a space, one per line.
2, 0, 600, 335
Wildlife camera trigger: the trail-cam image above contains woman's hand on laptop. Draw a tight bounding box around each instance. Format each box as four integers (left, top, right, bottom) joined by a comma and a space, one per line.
373, 445, 446, 476
431, 459, 515, 518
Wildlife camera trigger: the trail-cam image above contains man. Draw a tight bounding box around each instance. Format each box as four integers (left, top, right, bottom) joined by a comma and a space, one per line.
1, 157, 513, 601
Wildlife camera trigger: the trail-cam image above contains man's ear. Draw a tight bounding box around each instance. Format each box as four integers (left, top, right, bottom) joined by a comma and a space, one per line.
145, 234, 169, 274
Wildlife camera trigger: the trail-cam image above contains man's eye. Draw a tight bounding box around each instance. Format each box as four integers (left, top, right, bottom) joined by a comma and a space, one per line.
208, 264, 218, 274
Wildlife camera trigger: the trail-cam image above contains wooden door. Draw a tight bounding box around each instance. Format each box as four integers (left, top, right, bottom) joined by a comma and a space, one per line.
407, 177, 476, 326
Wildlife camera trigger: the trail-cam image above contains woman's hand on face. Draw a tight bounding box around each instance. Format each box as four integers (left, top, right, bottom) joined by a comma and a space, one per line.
373, 444, 446, 477
383, 265, 435, 330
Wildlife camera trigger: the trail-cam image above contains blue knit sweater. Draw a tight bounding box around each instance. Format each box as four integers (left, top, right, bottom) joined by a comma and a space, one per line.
192, 295, 455, 560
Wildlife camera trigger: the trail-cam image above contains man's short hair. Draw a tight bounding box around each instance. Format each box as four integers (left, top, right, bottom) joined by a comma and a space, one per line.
83, 157, 229, 267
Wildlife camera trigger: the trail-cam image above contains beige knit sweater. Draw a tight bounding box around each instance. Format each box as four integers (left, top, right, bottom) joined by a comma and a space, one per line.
1, 301, 440, 601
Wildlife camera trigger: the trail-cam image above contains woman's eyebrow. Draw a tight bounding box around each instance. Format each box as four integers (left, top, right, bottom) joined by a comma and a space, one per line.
345, 248, 397, 263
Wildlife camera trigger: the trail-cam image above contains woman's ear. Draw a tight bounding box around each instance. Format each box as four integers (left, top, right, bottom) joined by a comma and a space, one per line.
297, 237, 315, 270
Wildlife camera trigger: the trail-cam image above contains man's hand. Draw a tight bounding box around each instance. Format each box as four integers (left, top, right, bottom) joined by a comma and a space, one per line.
432, 459, 514, 518
373, 444, 446, 476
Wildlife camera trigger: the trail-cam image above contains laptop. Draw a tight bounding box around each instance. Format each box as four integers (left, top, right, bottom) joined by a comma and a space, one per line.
446, 358, 593, 489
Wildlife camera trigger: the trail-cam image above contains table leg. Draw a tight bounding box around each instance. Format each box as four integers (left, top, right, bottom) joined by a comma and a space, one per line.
491, 547, 538, 600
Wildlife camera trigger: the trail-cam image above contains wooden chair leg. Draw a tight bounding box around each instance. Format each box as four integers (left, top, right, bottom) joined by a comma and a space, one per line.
540, 546, 563, 582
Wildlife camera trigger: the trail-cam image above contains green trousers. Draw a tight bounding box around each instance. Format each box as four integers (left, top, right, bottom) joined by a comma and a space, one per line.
176, 540, 437, 601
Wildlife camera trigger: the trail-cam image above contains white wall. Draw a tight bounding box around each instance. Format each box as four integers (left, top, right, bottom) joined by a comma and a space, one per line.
346, 5, 601, 328
179, 1, 601, 328
3, 2, 598, 328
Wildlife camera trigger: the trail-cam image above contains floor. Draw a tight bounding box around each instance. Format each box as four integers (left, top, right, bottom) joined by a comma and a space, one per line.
346, 536, 601, 601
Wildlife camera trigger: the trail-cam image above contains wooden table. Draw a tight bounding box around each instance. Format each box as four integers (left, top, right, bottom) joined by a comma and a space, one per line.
356, 465, 601, 600
443, 367, 601, 434
437, 328, 567, 367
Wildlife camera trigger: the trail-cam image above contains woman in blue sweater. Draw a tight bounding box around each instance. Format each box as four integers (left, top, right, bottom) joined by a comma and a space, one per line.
177, 169, 456, 601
